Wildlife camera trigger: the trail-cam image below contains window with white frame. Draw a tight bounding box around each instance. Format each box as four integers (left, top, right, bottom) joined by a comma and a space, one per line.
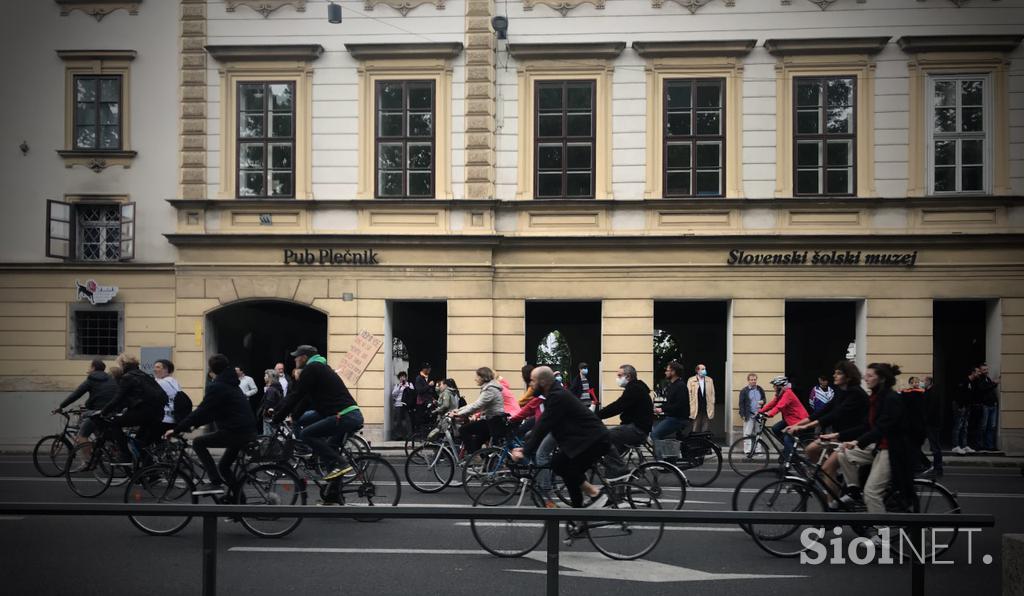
46, 200, 135, 262
928, 75, 990, 194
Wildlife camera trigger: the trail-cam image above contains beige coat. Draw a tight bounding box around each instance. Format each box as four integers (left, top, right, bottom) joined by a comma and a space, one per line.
686, 375, 716, 419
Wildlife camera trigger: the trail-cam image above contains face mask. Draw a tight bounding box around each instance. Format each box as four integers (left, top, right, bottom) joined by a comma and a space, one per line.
616, 376, 628, 388
555, 375, 563, 383
581, 368, 589, 375
699, 370, 707, 377
918, 382, 926, 389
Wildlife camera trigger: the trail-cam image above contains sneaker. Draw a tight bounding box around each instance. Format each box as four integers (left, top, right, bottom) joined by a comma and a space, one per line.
585, 491, 609, 509
963, 446, 976, 454
952, 446, 964, 455
826, 501, 840, 511
192, 482, 226, 496
323, 465, 353, 481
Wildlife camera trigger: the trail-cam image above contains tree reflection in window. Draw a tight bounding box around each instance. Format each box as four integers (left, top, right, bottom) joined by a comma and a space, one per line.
653, 329, 683, 394
536, 330, 572, 379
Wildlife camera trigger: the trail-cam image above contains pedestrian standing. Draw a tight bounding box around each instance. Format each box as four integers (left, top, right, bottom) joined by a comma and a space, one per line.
570, 362, 597, 410
236, 367, 259, 419
809, 375, 835, 414
153, 359, 181, 436
259, 369, 284, 435
738, 373, 765, 452
952, 367, 978, 455
391, 371, 413, 439
274, 362, 289, 396
414, 362, 437, 432
975, 363, 1000, 451
921, 376, 943, 476
687, 363, 715, 433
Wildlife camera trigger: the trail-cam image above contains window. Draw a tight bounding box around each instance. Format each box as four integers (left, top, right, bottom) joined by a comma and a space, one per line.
535, 81, 596, 199
237, 82, 295, 198
58, 50, 136, 171
46, 199, 135, 262
69, 304, 124, 359
928, 76, 989, 194
793, 77, 856, 196
73, 75, 122, 150
663, 79, 725, 197
375, 81, 435, 198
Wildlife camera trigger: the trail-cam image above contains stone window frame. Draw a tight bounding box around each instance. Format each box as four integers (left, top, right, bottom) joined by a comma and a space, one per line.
348, 43, 462, 200
46, 194, 134, 262
634, 41, 753, 199
767, 38, 887, 199
57, 50, 137, 172
510, 43, 624, 200
67, 302, 125, 360
207, 45, 322, 200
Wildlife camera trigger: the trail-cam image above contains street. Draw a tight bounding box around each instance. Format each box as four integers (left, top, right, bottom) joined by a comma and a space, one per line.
0, 455, 1020, 596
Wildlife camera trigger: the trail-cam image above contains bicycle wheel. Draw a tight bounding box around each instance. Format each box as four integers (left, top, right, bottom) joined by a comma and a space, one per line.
680, 438, 722, 487
462, 447, 509, 501
341, 454, 402, 521
405, 444, 455, 493
345, 433, 372, 456
236, 463, 307, 538
65, 441, 117, 498
586, 482, 664, 560
125, 464, 196, 536
727, 436, 771, 477
747, 478, 827, 558
471, 477, 546, 558
894, 479, 961, 561
630, 461, 686, 510
731, 466, 788, 535
404, 431, 427, 458
33, 434, 73, 477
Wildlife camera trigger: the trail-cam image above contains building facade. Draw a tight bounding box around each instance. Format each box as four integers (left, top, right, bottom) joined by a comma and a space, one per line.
0, 0, 1022, 450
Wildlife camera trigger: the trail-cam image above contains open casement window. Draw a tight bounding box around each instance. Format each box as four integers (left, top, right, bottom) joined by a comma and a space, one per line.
46, 200, 74, 259
45, 199, 134, 262
119, 202, 135, 261
927, 75, 990, 194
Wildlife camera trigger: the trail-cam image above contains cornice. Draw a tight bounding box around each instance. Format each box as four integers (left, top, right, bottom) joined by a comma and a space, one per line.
764, 36, 891, 56
344, 42, 464, 61
224, 1, 306, 17
55, 0, 141, 21
507, 42, 626, 61
898, 35, 1024, 54
364, 0, 445, 17
631, 40, 757, 59
56, 49, 137, 62
521, 0, 605, 16
205, 44, 324, 63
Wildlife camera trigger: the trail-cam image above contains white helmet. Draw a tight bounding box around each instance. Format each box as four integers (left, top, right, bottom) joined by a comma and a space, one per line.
770, 375, 789, 387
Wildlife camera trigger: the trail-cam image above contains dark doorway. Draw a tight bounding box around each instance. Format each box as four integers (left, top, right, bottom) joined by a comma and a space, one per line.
207, 300, 328, 386
526, 301, 602, 405
785, 301, 856, 406
653, 301, 729, 439
933, 300, 987, 444
390, 301, 448, 381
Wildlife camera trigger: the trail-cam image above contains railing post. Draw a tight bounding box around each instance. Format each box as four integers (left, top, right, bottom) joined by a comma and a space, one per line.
203, 514, 217, 596
911, 556, 924, 596
546, 519, 559, 596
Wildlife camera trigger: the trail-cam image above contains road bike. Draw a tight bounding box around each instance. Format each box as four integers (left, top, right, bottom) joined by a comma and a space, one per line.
726, 414, 813, 477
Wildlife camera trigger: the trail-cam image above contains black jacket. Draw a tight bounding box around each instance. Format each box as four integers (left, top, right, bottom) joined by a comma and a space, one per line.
812, 384, 869, 441
61, 371, 118, 410
975, 376, 999, 407
598, 379, 654, 432
414, 374, 436, 406
102, 366, 165, 414
259, 382, 285, 417
175, 368, 256, 434
855, 388, 905, 450
660, 378, 688, 418
738, 385, 767, 419
525, 385, 609, 459
923, 387, 942, 428
272, 359, 357, 423
954, 378, 976, 408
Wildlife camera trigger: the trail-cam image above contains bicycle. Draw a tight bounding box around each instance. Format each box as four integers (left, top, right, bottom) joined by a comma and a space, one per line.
629, 430, 722, 487
125, 434, 307, 538
726, 414, 813, 477
405, 415, 469, 493
33, 408, 86, 477
611, 441, 687, 511
470, 461, 664, 561
64, 414, 168, 498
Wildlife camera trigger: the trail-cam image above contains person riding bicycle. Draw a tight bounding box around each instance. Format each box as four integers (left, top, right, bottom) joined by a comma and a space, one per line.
55, 358, 118, 447
97, 353, 166, 462
598, 364, 654, 480
271, 345, 363, 502
165, 353, 257, 496
650, 360, 689, 460
757, 376, 808, 461
449, 367, 506, 454
511, 366, 612, 509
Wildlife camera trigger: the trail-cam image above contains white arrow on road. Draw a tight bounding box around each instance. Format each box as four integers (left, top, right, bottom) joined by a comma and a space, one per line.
508, 551, 805, 583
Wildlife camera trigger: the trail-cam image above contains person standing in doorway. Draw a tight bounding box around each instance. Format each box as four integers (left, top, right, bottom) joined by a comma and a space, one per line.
236, 367, 259, 418
975, 363, 1000, 451
274, 362, 289, 396
952, 367, 979, 455
809, 375, 835, 414
738, 373, 766, 453
921, 376, 943, 476
390, 371, 413, 439
687, 363, 715, 433
571, 362, 597, 410
259, 369, 285, 435
414, 362, 436, 431
651, 360, 689, 460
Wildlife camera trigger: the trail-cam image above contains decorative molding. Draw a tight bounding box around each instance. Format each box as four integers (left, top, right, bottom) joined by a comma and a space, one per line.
56, 150, 138, 172
55, 1, 141, 21
179, 0, 207, 201
224, 1, 306, 18
522, 0, 604, 17
364, 0, 445, 16
764, 36, 890, 56
631, 40, 756, 58
916, 0, 1001, 6
507, 42, 626, 61
205, 44, 324, 63
898, 35, 1023, 54
651, 0, 734, 13
464, 0, 496, 199
57, 50, 137, 63
780, 0, 867, 7
345, 42, 464, 61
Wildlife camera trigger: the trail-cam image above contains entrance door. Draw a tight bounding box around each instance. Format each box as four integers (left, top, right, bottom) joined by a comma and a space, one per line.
785, 301, 857, 405
387, 301, 447, 439
933, 300, 988, 444
525, 301, 602, 405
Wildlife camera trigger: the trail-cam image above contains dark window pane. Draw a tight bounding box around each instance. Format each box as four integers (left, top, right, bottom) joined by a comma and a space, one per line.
379, 83, 403, 109
934, 140, 956, 166
76, 127, 96, 149
100, 126, 119, 149
537, 173, 562, 197
826, 169, 851, 194
796, 82, 820, 107
408, 86, 432, 110
566, 144, 592, 170
961, 107, 983, 132
239, 172, 265, 197
961, 80, 984, 106
666, 82, 692, 109
796, 110, 819, 134
962, 166, 983, 191
379, 113, 403, 136
538, 86, 563, 110
961, 139, 983, 165
76, 103, 97, 125
934, 108, 956, 133
796, 170, 820, 194
826, 141, 851, 167
797, 141, 820, 167
666, 112, 691, 136
695, 83, 721, 108
271, 114, 293, 138
239, 114, 264, 138
695, 143, 720, 168
567, 86, 592, 110
379, 171, 403, 196
408, 113, 432, 136
826, 78, 854, 107
270, 172, 293, 196
407, 143, 432, 169
239, 85, 264, 111
408, 172, 432, 196
100, 103, 119, 125
100, 79, 119, 102
666, 172, 690, 195
933, 166, 955, 192
694, 111, 720, 135
826, 107, 852, 134
269, 84, 293, 110
666, 143, 690, 169
240, 143, 265, 169
378, 144, 403, 169
566, 114, 591, 137
695, 171, 720, 196
565, 173, 592, 197
270, 144, 291, 169
538, 114, 562, 137
76, 78, 97, 102
934, 80, 956, 107
537, 145, 562, 170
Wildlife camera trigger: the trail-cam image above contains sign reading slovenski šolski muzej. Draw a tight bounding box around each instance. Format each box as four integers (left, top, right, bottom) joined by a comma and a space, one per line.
726, 250, 918, 267
284, 248, 380, 266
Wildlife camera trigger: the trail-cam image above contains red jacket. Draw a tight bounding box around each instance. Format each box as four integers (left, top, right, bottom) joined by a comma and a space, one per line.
760, 388, 809, 426
510, 395, 545, 424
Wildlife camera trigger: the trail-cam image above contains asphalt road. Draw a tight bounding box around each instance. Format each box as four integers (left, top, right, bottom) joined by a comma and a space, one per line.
0, 455, 1020, 596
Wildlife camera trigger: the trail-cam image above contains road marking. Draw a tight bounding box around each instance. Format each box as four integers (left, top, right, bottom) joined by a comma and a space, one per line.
454, 521, 743, 533
231, 547, 488, 555
0, 515, 25, 520
509, 551, 805, 582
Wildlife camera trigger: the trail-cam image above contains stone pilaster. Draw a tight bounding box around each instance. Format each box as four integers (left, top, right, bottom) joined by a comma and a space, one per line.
464, 0, 496, 199
180, 0, 207, 200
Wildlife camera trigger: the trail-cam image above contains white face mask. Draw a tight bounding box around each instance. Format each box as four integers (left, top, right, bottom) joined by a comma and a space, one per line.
616, 376, 628, 388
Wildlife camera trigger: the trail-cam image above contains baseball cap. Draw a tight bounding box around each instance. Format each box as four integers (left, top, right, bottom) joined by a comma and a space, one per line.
290, 345, 318, 358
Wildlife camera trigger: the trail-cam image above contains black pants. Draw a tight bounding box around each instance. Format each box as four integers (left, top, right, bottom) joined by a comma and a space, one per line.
109, 406, 162, 461
461, 419, 491, 453
552, 440, 611, 508
193, 429, 257, 485
604, 423, 649, 472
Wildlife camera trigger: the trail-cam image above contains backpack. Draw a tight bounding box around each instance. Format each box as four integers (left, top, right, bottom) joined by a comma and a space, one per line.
456, 391, 467, 409
173, 390, 193, 421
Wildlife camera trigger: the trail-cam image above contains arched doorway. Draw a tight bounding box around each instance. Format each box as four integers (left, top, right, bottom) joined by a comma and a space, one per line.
206, 300, 328, 384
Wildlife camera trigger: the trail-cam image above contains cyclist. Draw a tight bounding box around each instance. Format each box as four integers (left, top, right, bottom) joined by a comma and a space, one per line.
55, 359, 118, 448
165, 354, 257, 496
598, 364, 653, 480
98, 354, 166, 462
450, 367, 506, 453
432, 378, 461, 417
511, 366, 611, 509
757, 376, 808, 461
650, 360, 689, 460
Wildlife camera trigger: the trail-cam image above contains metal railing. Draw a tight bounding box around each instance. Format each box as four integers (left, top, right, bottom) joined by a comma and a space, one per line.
0, 503, 994, 596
